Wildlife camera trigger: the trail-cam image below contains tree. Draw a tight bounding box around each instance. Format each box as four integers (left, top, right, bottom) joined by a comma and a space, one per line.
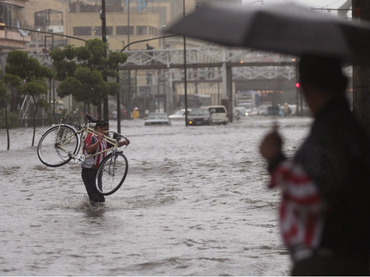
5, 50, 54, 147
50, 39, 127, 119
0, 81, 11, 150
0, 73, 22, 150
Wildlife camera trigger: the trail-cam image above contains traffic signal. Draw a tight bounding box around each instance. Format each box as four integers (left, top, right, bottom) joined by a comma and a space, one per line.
295, 82, 300, 88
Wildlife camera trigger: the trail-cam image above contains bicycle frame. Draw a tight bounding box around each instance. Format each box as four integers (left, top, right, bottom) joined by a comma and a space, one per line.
55, 122, 123, 164
37, 117, 130, 196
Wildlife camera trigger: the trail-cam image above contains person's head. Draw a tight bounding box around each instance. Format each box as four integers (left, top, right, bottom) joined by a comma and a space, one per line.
299, 54, 348, 96
95, 120, 109, 134
298, 55, 348, 115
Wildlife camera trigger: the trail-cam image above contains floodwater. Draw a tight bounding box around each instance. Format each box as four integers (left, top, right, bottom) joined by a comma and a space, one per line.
0, 116, 312, 276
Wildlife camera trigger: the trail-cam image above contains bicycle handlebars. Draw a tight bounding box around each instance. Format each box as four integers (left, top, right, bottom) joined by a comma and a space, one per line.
84, 114, 130, 145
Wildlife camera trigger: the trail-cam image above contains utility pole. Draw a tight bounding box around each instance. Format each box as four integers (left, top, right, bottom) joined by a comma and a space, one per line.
352, 0, 370, 135
126, 0, 131, 120
183, 0, 188, 126
101, 0, 109, 121
127, 0, 130, 48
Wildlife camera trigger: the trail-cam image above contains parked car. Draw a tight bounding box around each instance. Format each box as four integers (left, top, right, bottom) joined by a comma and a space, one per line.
169, 109, 191, 120
257, 105, 269, 115
208, 105, 228, 125
187, 109, 211, 126
144, 113, 171, 126
257, 105, 282, 116
237, 102, 252, 110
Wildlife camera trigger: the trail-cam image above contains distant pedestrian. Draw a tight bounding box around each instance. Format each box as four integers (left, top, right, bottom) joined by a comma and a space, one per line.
132, 107, 140, 119
259, 55, 370, 275
283, 103, 292, 117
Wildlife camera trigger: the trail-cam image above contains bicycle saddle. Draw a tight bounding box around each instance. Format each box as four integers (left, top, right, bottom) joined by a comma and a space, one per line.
85, 113, 98, 123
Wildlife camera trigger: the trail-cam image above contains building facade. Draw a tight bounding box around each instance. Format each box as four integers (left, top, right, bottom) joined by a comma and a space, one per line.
0, 0, 31, 51
22, 0, 195, 52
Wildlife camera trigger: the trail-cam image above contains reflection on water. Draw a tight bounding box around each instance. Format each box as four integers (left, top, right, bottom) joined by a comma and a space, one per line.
0, 117, 311, 275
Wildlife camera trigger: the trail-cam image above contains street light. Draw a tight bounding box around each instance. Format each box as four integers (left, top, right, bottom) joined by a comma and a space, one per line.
120, 35, 176, 52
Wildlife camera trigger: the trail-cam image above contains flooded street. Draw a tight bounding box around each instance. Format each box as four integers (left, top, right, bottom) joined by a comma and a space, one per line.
0, 116, 312, 275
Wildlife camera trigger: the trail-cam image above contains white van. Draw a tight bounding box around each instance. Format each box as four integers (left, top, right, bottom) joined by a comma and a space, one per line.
208, 105, 228, 125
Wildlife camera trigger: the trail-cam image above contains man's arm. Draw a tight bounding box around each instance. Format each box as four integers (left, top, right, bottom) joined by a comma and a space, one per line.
259, 128, 286, 173
118, 138, 130, 147
85, 133, 104, 154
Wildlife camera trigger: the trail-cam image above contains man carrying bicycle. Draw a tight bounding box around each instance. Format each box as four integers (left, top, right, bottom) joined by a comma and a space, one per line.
81, 120, 130, 204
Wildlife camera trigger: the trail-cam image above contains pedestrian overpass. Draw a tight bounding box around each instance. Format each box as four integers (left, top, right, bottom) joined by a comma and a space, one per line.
119, 44, 299, 113
120, 44, 297, 86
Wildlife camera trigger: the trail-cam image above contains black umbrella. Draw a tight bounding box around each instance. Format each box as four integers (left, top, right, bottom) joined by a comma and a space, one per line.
165, 2, 370, 64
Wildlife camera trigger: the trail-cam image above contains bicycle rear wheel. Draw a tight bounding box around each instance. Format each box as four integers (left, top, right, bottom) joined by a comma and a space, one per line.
95, 152, 128, 196
37, 125, 79, 167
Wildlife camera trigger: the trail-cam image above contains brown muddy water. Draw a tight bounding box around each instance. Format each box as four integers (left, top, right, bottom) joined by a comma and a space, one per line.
0, 116, 312, 275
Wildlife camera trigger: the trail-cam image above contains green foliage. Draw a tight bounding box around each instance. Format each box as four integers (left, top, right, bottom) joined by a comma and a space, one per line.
2, 74, 22, 88
54, 60, 77, 80
0, 81, 11, 107
39, 66, 54, 79
5, 51, 54, 82
49, 48, 64, 61
5, 50, 54, 146
22, 79, 48, 97
50, 39, 127, 111
91, 82, 109, 106
5, 51, 29, 80
57, 77, 84, 99
108, 82, 119, 96
75, 46, 90, 61
63, 44, 76, 60
0, 110, 19, 129
0, 79, 14, 149
37, 98, 49, 109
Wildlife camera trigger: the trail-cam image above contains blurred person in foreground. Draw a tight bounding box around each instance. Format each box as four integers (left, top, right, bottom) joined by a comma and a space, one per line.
81, 120, 130, 205
259, 55, 370, 275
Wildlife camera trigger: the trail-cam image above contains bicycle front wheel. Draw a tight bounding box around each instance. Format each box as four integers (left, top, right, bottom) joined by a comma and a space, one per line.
96, 152, 128, 196
37, 125, 80, 167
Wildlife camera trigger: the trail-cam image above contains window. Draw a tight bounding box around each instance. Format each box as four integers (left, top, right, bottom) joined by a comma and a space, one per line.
94, 26, 101, 35
116, 26, 134, 35
95, 26, 113, 36
136, 26, 147, 35
73, 26, 91, 36
146, 71, 152, 85
106, 26, 113, 35
149, 26, 158, 36
0, 4, 19, 28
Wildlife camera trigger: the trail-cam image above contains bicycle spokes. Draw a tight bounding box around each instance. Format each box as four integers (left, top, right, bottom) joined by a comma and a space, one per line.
37, 125, 80, 167
95, 152, 128, 196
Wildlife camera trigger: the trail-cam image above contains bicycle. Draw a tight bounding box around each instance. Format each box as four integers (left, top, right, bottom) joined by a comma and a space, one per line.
37, 114, 129, 196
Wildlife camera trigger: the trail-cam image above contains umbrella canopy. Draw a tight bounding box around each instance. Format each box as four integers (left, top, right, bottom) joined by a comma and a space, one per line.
165, 2, 370, 64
